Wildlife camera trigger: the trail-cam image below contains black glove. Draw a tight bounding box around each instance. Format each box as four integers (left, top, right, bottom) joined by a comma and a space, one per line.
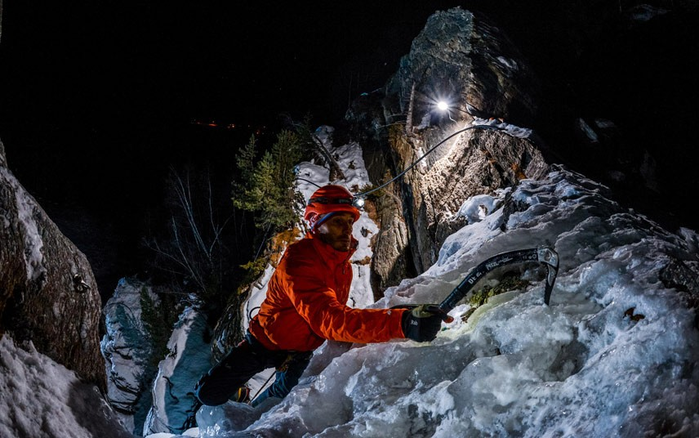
400, 305, 452, 342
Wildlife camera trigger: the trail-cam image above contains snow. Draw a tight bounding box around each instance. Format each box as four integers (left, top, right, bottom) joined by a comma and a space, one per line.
472, 117, 533, 139
0, 335, 131, 438
577, 118, 599, 143
456, 191, 506, 225
496, 56, 518, 71
2, 130, 699, 437
625, 4, 668, 23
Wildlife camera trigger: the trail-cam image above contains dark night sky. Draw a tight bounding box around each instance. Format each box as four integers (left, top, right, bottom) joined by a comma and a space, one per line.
1, 1, 473, 204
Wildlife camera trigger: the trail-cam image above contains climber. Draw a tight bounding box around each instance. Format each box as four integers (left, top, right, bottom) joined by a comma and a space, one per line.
195, 184, 450, 407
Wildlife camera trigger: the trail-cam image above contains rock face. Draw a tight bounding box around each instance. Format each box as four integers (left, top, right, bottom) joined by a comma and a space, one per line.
386, 8, 539, 127
0, 139, 105, 388
346, 8, 550, 291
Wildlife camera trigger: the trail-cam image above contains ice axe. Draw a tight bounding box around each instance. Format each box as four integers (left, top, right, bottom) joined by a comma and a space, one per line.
438, 246, 560, 315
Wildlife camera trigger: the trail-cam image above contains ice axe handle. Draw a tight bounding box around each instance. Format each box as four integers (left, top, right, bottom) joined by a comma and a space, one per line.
391, 304, 455, 324
425, 305, 454, 323
438, 247, 560, 313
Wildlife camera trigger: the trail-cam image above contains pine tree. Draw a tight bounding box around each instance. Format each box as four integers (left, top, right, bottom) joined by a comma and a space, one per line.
230, 129, 306, 281
232, 129, 303, 232
232, 135, 261, 212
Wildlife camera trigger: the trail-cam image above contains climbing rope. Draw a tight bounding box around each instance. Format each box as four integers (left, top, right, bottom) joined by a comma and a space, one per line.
356, 124, 501, 199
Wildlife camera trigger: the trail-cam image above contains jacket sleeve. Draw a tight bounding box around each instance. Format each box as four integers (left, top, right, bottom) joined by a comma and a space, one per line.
282, 255, 407, 344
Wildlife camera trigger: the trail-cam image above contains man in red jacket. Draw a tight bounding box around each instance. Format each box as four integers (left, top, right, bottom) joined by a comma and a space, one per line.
196, 184, 449, 407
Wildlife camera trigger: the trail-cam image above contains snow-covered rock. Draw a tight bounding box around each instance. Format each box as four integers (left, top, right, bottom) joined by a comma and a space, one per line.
143, 306, 212, 437
103, 278, 212, 437
0, 335, 131, 438
0, 138, 105, 389
101, 277, 164, 434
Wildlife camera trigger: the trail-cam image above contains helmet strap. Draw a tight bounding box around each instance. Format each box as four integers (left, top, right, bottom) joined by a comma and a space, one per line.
312, 212, 338, 232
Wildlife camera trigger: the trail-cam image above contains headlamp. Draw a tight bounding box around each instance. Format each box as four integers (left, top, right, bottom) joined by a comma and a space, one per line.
308, 196, 365, 210
308, 197, 355, 205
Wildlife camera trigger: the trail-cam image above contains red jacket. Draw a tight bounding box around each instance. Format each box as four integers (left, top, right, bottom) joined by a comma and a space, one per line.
249, 233, 406, 351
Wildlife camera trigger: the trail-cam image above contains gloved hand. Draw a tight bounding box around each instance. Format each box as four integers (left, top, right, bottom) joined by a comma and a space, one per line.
400, 305, 453, 342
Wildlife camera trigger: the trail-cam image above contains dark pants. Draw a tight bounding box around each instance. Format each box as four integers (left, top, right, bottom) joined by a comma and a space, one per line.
195, 331, 312, 407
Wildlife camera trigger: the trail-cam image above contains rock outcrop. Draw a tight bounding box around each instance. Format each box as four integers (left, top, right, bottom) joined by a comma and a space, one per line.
102, 277, 211, 436
143, 306, 211, 437
101, 278, 163, 434
0, 140, 105, 388
346, 8, 550, 292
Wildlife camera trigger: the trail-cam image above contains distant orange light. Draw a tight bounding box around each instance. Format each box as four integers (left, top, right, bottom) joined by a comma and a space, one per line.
191, 119, 217, 127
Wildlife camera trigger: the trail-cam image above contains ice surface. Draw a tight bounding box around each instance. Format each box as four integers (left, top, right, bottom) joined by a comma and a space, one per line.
192, 165, 699, 437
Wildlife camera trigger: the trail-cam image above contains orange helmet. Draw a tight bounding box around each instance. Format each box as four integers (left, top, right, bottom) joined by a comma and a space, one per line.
304, 185, 360, 229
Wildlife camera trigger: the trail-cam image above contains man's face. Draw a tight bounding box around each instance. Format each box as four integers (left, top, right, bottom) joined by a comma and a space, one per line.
317, 212, 355, 252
